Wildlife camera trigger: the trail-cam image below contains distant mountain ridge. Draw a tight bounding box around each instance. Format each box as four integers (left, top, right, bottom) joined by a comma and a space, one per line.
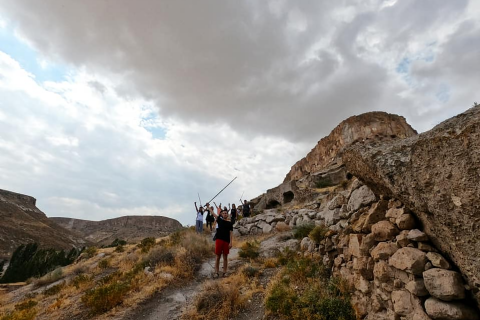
0, 189, 87, 260
50, 216, 183, 246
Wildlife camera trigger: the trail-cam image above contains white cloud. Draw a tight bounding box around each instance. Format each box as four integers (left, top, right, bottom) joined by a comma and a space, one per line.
0, 0, 479, 225
0, 50, 303, 225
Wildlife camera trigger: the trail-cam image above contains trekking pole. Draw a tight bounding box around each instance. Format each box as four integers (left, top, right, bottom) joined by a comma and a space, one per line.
207, 176, 237, 204
198, 193, 202, 207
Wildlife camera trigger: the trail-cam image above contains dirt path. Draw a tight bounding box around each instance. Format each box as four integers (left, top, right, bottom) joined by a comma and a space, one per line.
121, 232, 291, 320
121, 249, 242, 320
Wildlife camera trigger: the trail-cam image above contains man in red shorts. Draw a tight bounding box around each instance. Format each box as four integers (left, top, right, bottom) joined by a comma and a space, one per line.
211, 209, 233, 278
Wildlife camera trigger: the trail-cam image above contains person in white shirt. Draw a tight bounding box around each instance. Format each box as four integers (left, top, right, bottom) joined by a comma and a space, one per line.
194, 202, 204, 234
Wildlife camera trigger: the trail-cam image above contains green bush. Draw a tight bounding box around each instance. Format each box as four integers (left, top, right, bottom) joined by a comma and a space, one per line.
276, 247, 297, 266
107, 239, 127, 248
82, 282, 131, 315
98, 259, 110, 269
265, 282, 297, 315
43, 282, 65, 296
72, 274, 91, 289
238, 241, 260, 260
84, 247, 98, 258
146, 247, 175, 267
265, 255, 354, 320
14, 300, 37, 311
138, 237, 156, 253
0, 243, 79, 283
0, 308, 37, 320
309, 225, 328, 244
293, 223, 315, 239
242, 265, 259, 278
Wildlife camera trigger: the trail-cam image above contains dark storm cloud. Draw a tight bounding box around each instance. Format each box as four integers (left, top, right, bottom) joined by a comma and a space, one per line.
0, 0, 477, 141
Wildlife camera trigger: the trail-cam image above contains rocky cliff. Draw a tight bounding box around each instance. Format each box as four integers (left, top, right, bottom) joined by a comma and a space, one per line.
0, 189, 87, 260
50, 216, 183, 246
244, 106, 480, 319
284, 112, 417, 182
342, 105, 480, 307
256, 112, 417, 211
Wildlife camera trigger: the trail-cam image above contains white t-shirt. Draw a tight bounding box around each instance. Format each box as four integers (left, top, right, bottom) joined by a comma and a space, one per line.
196, 211, 203, 222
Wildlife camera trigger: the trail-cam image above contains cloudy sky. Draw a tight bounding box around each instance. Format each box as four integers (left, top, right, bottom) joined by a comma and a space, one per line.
0, 0, 478, 226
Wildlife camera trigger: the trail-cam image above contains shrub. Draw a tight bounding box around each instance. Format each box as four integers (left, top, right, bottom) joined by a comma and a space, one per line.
71, 264, 88, 275
238, 241, 260, 260
98, 259, 110, 269
14, 300, 37, 311
293, 223, 315, 239
108, 239, 127, 248
82, 282, 131, 315
34, 267, 64, 287
192, 279, 243, 320
43, 282, 65, 296
84, 247, 98, 258
265, 255, 354, 320
145, 247, 175, 267
242, 265, 259, 278
114, 245, 125, 253
308, 225, 328, 244
169, 229, 183, 246
0, 243, 79, 283
264, 258, 278, 268
72, 274, 91, 289
276, 247, 297, 266
138, 237, 156, 253
0, 308, 37, 320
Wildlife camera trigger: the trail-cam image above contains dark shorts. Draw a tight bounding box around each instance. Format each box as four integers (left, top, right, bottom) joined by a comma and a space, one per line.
215, 239, 230, 255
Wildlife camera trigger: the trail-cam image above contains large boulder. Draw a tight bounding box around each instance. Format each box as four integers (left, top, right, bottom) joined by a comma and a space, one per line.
424, 297, 479, 320
343, 105, 480, 305
423, 268, 465, 301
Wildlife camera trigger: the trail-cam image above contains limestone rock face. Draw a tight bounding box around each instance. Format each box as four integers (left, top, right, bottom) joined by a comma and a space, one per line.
343, 105, 480, 305
285, 112, 417, 182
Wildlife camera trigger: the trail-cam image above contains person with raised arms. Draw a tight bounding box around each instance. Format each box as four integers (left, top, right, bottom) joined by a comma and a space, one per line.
210, 207, 233, 278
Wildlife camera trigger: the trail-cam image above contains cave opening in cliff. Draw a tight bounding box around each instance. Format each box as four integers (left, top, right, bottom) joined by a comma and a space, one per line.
266, 200, 281, 209
283, 191, 294, 204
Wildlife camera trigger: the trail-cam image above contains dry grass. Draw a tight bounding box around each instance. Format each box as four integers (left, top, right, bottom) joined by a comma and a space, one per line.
0, 229, 215, 320
181, 270, 260, 320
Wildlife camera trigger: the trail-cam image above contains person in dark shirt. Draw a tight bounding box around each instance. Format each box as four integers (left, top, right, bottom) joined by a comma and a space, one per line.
242, 200, 251, 217
211, 209, 233, 278
229, 203, 237, 225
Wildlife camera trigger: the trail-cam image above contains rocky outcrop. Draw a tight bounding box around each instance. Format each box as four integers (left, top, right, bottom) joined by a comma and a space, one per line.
240, 181, 480, 319
0, 189, 87, 260
343, 105, 480, 305
284, 112, 417, 182
254, 112, 417, 212
51, 216, 183, 246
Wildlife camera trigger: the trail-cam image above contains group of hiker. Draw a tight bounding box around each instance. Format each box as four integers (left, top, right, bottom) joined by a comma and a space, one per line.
194, 199, 251, 278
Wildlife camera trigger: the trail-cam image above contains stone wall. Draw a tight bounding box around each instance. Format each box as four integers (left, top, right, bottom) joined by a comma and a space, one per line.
235, 181, 479, 319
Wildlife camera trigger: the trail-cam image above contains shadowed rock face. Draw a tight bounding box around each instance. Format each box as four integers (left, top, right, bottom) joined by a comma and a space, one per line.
284, 112, 417, 182
343, 105, 480, 305
50, 216, 183, 246
0, 189, 88, 260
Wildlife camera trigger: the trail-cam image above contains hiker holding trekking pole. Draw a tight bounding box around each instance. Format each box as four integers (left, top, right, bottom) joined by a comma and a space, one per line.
211, 208, 233, 278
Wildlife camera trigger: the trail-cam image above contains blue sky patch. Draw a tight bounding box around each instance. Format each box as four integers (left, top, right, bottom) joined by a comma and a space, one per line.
0, 24, 68, 83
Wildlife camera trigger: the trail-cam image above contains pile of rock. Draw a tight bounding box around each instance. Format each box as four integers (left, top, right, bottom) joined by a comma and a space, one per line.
235, 180, 479, 319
